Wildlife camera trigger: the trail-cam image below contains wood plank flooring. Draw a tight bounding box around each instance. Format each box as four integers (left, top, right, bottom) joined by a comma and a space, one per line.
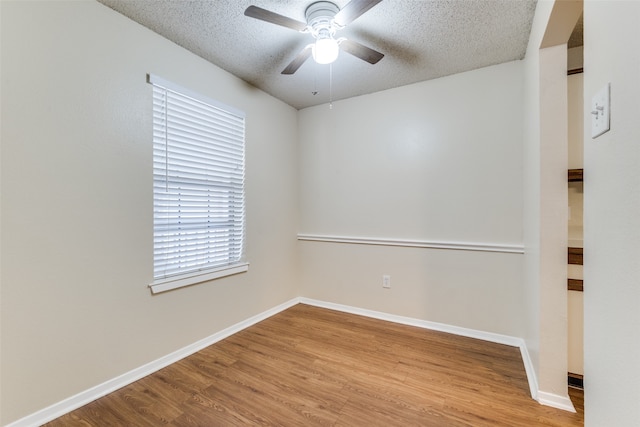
45, 304, 584, 426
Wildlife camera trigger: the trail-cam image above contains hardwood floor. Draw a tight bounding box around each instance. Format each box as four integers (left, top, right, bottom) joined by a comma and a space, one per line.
46, 304, 584, 426
569, 387, 584, 418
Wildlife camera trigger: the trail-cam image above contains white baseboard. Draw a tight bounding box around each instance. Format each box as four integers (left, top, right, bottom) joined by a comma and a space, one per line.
298, 299, 576, 413
298, 298, 546, 405
5, 298, 300, 427
538, 391, 577, 413
299, 297, 525, 347
513, 338, 576, 413
518, 342, 539, 400
8, 297, 572, 426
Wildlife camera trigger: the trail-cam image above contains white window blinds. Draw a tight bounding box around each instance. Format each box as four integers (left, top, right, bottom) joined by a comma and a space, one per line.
149, 74, 246, 292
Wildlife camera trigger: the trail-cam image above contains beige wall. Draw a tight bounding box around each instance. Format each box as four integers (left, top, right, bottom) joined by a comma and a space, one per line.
0, 1, 299, 424
299, 62, 524, 244
298, 62, 526, 337
583, 1, 640, 425
537, 43, 570, 398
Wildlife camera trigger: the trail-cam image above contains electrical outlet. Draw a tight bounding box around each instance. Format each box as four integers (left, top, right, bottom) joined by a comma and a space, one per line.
382, 275, 391, 289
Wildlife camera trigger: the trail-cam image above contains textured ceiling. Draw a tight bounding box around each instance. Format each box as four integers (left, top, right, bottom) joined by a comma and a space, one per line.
97, 0, 538, 109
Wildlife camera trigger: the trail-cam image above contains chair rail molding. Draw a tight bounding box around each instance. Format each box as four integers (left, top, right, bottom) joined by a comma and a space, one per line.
297, 233, 525, 254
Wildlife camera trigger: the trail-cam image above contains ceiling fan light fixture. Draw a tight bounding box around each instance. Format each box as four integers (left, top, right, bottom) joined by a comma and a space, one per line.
312, 37, 339, 64
244, 0, 385, 74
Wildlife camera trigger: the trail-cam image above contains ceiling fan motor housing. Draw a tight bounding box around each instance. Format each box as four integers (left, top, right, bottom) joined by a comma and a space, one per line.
305, 1, 340, 38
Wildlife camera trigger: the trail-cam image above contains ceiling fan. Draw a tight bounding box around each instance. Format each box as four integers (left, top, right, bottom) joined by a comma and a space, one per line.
244, 0, 385, 74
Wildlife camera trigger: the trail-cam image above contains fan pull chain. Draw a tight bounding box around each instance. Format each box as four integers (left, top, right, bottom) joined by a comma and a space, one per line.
329, 63, 333, 110
312, 65, 318, 96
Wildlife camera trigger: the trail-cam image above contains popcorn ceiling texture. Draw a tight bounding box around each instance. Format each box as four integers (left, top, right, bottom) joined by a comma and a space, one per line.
97, 0, 537, 109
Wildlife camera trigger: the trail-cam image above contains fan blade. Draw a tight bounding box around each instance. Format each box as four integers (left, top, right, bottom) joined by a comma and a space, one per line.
282, 45, 313, 74
244, 5, 307, 32
333, 0, 383, 27
340, 39, 384, 64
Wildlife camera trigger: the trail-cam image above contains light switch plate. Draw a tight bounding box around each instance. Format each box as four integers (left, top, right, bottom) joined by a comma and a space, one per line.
591, 83, 610, 138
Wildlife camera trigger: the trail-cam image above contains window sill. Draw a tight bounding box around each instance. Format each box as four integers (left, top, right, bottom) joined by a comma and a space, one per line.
149, 263, 249, 294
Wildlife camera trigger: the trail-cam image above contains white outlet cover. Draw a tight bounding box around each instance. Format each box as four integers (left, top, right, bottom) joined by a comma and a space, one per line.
591, 83, 610, 138
382, 275, 391, 288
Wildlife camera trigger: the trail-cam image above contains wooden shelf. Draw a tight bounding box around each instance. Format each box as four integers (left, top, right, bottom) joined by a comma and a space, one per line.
568, 169, 583, 182
568, 279, 583, 292
568, 372, 584, 389
568, 247, 583, 265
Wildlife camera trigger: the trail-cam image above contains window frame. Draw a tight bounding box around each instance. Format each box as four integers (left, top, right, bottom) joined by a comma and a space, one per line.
147, 74, 248, 294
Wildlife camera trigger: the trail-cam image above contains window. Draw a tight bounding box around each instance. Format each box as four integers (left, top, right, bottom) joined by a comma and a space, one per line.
148, 74, 247, 294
